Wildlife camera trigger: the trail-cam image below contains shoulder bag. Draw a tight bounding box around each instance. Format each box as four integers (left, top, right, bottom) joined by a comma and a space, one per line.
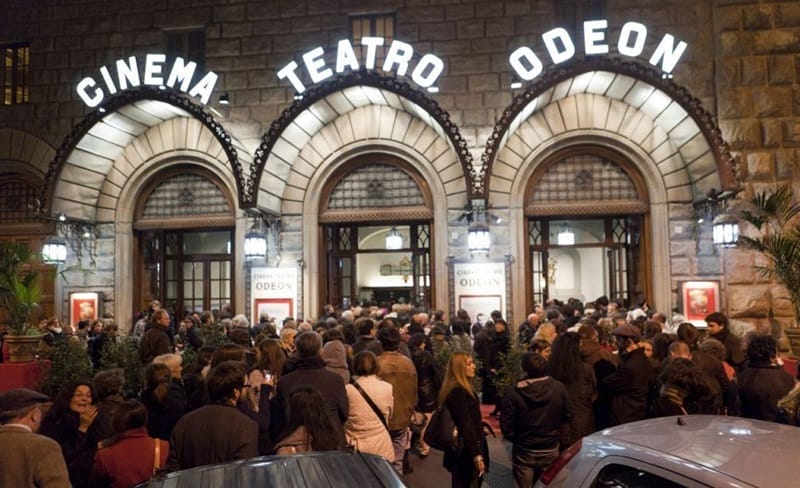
423, 403, 462, 454
351, 379, 389, 431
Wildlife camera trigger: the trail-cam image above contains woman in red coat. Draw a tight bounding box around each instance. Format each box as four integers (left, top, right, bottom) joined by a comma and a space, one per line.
90, 400, 169, 488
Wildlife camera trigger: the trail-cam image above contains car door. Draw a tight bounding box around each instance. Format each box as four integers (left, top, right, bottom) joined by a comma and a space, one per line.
581, 457, 730, 488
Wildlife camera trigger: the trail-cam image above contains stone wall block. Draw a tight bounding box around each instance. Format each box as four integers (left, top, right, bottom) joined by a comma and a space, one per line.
717, 88, 752, 118
400, 7, 444, 23
486, 17, 514, 38
213, 4, 246, 22
770, 289, 795, 318
207, 38, 242, 56
717, 58, 741, 87
395, 23, 419, 42
775, 149, 799, 179
669, 241, 694, 258
457, 19, 485, 39
453, 93, 484, 110
445, 3, 475, 20
504, 0, 530, 16
290, 16, 322, 33
439, 75, 467, 93
467, 73, 498, 92
768, 55, 795, 84
741, 56, 767, 85
224, 71, 249, 90
742, 5, 772, 31
448, 54, 491, 75
752, 86, 792, 117
746, 151, 775, 180
222, 22, 253, 38
762, 120, 782, 148
781, 120, 800, 147
776, 3, 800, 28
793, 85, 800, 116
232, 54, 268, 71
720, 31, 752, 56
719, 119, 762, 149
419, 22, 456, 41
753, 30, 800, 54
670, 257, 691, 276
253, 19, 291, 36
726, 249, 757, 284
728, 284, 771, 318
241, 36, 272, 55
432, 40, 473, 55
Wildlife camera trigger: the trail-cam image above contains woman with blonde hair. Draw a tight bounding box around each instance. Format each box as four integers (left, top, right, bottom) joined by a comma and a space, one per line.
438, 351, 489, 488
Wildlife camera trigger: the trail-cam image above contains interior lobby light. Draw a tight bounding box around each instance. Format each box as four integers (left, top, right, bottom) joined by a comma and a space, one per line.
42, 236, 67, 265
385, 227, 403, 250
244, 230, 267, 261
557, 224, 575, 245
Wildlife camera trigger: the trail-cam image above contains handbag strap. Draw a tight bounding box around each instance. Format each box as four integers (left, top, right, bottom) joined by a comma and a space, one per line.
153, 438, 161, 472
352, 379, 389, 431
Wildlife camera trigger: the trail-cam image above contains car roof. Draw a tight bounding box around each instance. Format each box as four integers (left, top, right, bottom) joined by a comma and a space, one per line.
589, 415, 800, 486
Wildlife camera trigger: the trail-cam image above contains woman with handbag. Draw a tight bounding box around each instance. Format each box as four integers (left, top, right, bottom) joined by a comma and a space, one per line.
439, 351, 489, 488
90, 400, 169, 488
343, 351, 395, 461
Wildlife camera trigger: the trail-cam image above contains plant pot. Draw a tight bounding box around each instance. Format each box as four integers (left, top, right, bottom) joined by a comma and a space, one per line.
4, 334, 44, 363
784, 328, 800, 359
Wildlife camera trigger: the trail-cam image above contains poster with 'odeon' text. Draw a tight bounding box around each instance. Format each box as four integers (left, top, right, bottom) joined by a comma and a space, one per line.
250, 267, 297, 329
453, 262, 506, 323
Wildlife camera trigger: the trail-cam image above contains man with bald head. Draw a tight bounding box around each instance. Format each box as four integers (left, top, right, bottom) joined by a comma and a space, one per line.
668, 341, 692, 360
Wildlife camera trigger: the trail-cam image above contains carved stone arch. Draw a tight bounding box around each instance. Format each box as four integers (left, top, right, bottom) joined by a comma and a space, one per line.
0, 128, 56, 179
480, 58, 738, 199
247, 71, 473, 209
41, 86, 248, 219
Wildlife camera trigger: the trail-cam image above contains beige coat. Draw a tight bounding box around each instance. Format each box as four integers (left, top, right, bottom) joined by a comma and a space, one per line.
0, 424, 72, 488
344, 375, 394, 460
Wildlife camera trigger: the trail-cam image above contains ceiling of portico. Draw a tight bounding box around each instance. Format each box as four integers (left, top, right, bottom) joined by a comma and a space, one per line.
482, 59, 738, 206
44, 89, 250, 222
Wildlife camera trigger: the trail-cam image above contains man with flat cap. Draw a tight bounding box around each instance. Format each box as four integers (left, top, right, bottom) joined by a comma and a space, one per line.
0, 388, 71, 487
598, 324, 656, 427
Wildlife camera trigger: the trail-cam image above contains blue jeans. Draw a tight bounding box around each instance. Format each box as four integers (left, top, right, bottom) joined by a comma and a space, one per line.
389, 427, 410, 475
512, 445, 559, 487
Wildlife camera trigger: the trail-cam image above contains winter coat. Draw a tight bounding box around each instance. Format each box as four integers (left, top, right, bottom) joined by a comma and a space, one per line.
411, 348, 440, 412
141, 379, 186, 441
139, 325, 171, 365
322, 340, 351, 384
601, 348, 656, 426
90, 427, 169, 488
39, 409, 106, 488
500, 376, 570, 451
558, 363, 596, 448
0, 425, 71, 488
377, 351, 418, 431
344, 375, 395, 460
738, 361, 795, 422
442, 386, 489, 478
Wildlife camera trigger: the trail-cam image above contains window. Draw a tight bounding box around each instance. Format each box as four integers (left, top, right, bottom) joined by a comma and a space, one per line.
2, 43, 30, 105
592, 463, 690, 487
349, 13, 395, 69
164, 29, 205, 84
553, 1, 607, 38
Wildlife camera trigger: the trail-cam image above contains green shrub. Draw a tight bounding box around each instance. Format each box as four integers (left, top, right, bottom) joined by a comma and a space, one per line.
100, 337, 143, 399
38, 341, 94, 399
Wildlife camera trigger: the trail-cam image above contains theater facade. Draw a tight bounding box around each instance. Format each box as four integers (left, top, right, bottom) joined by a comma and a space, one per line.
0, 1, 797, 332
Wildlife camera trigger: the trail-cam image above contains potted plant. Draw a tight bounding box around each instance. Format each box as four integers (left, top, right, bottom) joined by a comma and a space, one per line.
738, 185, 800, 354
0, 240, 44, 362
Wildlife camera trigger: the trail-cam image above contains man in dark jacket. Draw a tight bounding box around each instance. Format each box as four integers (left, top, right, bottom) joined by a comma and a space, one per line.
738, 335, 795, 422
167, 361, 258, 471
139, 309, 172, 365
351, 317, 382, 356
600, 324, 656, 427
500, 352, 570, 487
275, 331, 349, 445
705, 312, 745, 368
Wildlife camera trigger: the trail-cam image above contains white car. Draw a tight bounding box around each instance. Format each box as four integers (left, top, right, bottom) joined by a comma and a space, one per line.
535, 415, 800, 487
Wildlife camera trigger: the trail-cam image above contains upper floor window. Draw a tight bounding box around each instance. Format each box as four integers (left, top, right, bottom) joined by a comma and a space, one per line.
164, 29, 205, 84
350, 13, 395, 69
553, 1, 607, 39
2, 43, 30, 105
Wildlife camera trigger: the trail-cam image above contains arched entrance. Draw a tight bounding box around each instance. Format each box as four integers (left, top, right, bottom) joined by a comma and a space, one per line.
132, 165, 236, 318
524, 146, 650, 310
317, 154, 434, 311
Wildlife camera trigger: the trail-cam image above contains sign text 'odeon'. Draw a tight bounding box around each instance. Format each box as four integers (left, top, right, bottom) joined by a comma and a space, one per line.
510, 20, 688, 81
277, 37, 444, 93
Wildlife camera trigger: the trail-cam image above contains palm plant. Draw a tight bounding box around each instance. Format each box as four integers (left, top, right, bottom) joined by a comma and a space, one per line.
0, 241, 42, 335
738, 185, 800, 324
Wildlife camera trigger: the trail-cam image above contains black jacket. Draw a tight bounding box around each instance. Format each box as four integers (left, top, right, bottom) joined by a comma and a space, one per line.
500, 376, 571, 450
738, 361, 795, 422
141, 379, 186, 440
40, 409, 105, 488
443, 386, 488, 476
601, 348, 656, 426
411, 348, 440, 412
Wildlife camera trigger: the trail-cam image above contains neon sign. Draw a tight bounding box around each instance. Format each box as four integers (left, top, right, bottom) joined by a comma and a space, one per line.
277, 37, 444, 93
509, 20, 688, 81
76, 54, 218, 107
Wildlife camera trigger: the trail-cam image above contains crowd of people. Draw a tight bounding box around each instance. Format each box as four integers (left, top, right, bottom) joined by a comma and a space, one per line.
1, 295, 799, 488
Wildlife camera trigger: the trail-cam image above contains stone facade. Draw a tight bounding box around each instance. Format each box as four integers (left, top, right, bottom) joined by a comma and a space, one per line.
0, 0, 797, 329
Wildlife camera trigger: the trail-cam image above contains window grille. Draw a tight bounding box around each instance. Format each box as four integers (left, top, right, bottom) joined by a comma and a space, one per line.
2, 43, 30, 105
328, 164, 423, 209
0, 179, 38, 223
349, 13, 395, 69
165, 30, 205, 85
530, 154, 638, 203
141, 174, 230, 218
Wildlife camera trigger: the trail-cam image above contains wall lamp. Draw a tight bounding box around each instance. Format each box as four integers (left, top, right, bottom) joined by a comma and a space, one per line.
42, 213, 97, 265
693, 189, 740, 247
218, 92, 230, 105
460, 199, 498, 254
244, 210, 280, 262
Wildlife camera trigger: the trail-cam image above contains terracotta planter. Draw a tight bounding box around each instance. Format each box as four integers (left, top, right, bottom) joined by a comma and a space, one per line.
5, 334, 44, 363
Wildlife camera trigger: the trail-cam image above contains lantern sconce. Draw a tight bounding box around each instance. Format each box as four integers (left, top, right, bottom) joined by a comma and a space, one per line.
458, 199, 500, 255
42, 213, 97, 266
693, 189, 740, 247
243, 210, 280, 262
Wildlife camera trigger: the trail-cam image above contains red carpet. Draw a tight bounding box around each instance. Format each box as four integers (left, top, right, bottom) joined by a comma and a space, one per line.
480, 403, 501, 434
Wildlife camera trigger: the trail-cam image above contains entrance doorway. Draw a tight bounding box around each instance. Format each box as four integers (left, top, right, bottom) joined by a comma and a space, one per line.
323, 223, 431, 310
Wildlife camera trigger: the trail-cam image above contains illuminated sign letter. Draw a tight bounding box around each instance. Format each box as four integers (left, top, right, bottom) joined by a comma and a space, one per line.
99, 66, 117, 95
411, 54, 444, 87
649, 33, 688, 73
617, 21, 647, 57
303, 46, 333, 83
76, 77, 103, 107
188, 71, 218, 105
143, 53, 166, 85
383, 40, 414, 76
361, 37, 384, 70
583, 20, 609, 55
542, 27, 575, 64
277, 60, 306, 93
116, 56, 140, 90
166, 57, 198, 92
336, 39, 359, 73
509, 46, 543, 81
